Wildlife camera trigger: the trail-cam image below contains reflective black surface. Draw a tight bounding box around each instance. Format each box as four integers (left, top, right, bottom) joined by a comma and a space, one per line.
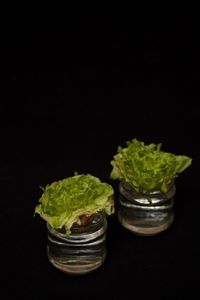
1, 3, 199, 299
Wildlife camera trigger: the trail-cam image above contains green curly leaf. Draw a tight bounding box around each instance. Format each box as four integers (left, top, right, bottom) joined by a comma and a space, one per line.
35, 174, 114, 234
110, 138, 192, 193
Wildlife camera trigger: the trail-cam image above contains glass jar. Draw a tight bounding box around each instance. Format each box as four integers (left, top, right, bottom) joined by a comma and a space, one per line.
47, 213, 107, 275
118, 181, 176, 235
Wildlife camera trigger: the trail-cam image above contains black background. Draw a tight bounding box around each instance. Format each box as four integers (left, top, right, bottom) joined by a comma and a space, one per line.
1, 2, 199, 299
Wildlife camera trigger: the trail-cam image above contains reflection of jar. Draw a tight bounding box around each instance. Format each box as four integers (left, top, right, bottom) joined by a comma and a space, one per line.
47, 213, 107, 275
118, 181, 176, 235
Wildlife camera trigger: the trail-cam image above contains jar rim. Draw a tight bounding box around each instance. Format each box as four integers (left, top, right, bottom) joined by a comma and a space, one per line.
47, 212, 107, 243
119, 180, 176, 205
120, 180, 175, 195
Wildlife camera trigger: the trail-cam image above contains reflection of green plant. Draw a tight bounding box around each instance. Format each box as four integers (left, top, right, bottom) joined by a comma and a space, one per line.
35, 174, 114, 235
110, 138, 192, 193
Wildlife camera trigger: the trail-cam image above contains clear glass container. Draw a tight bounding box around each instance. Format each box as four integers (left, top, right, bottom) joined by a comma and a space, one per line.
47, 213, 107, 275
118, 181, 176, 235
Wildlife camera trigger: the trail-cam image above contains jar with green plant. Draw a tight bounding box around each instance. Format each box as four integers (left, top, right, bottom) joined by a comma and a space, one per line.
110, 138, 192, 235
35, 173, 114, 274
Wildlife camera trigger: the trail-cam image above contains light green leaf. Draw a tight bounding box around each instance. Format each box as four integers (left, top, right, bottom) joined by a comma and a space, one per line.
110, 138, 192, 193
35, 174, 114, 234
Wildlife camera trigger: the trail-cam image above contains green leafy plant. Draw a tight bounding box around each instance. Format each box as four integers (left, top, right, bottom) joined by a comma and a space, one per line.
110, 138, 192, 193
35, 174, 114, 235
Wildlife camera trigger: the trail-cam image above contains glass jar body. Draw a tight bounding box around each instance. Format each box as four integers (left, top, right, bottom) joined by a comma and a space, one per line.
47, 213, 107, 275
118, 181, 175, 235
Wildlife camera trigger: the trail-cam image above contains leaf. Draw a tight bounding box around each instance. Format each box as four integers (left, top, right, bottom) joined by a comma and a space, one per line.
35, 174, 114, 234
110, 138, 192, 193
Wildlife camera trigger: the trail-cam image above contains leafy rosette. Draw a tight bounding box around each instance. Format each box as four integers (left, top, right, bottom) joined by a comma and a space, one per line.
110, 138, 192, 193
35, 174, 114, 234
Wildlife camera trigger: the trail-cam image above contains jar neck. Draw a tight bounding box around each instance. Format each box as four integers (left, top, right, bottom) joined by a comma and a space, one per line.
119, 180, 176, 205
47, 213, 107, 243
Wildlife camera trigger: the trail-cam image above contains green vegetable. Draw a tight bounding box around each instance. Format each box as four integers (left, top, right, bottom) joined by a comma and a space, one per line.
110, 138, 192, 193
35, 174, 114, 235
